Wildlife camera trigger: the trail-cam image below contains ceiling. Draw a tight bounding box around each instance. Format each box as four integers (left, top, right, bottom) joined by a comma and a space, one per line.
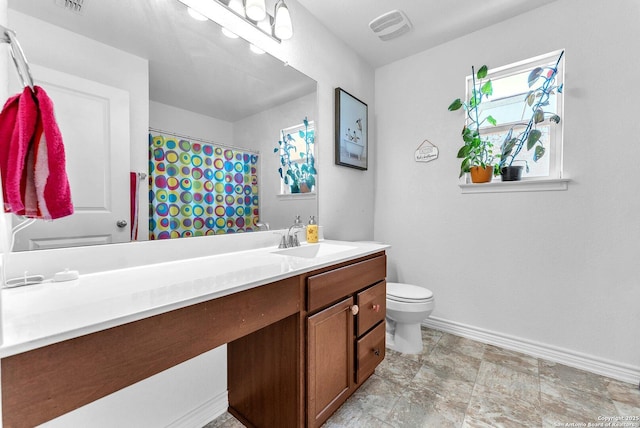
6, 0, 560, 119
7, 0, 316, 122
296, 0, 559, 68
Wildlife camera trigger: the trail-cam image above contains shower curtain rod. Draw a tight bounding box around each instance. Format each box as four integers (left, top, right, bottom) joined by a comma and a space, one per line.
149, 127, 260, 155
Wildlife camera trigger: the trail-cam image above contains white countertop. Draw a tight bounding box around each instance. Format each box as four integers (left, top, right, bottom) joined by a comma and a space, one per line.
0, 240, 388, 357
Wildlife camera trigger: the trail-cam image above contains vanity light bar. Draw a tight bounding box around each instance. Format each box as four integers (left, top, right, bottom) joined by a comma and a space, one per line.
178, 0, 282, 52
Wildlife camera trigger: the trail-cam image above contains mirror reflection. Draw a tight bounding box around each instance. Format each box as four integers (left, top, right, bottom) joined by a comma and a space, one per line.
6, 0, 317, 251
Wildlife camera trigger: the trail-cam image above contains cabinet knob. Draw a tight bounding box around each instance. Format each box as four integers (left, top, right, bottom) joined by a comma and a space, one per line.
350, 305, 359, 316
373, 348, 380, 356
372, 304, 381, 313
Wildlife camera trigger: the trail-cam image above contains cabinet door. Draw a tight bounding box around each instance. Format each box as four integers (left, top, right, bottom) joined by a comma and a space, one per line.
307, 297, 355, 428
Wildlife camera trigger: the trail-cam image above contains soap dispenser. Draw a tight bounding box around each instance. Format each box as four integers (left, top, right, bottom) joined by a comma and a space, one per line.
306, 216, 318, 244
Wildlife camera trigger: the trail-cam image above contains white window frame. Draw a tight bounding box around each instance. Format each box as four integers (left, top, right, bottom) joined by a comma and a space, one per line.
460, 50, 570, 193
277, 121, 316, 196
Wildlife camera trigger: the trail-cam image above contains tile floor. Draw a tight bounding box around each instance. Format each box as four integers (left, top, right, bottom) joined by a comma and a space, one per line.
204, 327, 640, 428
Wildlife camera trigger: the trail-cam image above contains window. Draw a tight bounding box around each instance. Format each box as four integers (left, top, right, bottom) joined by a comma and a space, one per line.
277, 120, 316, 195
467, 50, 565, 180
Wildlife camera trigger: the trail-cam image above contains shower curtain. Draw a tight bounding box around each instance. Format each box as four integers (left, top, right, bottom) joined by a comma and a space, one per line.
148, 133, 259, 240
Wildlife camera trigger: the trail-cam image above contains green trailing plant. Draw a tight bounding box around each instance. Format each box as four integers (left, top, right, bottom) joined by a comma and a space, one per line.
274, 117, 316, 193
499, 50, 564, 170
448, 65, 498, 178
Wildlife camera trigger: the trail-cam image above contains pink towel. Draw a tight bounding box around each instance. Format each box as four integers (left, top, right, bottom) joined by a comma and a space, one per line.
0, 87, 38, 215
0, 92, 21, 212
0, 86, 73, 219
32, 86, 73, 219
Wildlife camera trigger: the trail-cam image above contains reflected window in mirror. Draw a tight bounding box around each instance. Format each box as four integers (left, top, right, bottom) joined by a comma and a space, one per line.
276, 119, 316, 195
149, 133, 260, 239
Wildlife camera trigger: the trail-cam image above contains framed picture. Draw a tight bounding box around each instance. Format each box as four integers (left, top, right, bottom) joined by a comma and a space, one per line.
335, 88, 368, 170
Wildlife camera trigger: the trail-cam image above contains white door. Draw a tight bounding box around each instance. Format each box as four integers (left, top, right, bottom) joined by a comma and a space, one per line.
9, 64, 131, 251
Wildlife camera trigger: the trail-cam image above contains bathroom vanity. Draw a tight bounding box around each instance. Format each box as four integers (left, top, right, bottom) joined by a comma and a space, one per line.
0, 241, 387, 427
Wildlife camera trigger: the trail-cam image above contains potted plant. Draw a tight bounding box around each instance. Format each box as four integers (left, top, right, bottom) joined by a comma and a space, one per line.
274, 117, 317, 193
498, 50, 564, 181
448, 65, 497, 183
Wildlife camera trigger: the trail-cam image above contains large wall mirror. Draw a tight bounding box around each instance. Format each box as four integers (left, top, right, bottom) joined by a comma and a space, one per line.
6, 0, 317, 251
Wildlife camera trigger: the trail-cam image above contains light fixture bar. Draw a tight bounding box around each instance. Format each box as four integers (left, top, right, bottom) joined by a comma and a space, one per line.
177, 0, 282, 47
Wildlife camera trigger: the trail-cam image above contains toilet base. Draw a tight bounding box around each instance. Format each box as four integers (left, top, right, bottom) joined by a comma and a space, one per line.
385, 321, 423, 354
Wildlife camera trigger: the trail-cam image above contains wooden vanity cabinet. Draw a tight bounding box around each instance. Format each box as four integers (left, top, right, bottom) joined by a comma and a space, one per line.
306, 254, 387, 428
1, 251, 386, 428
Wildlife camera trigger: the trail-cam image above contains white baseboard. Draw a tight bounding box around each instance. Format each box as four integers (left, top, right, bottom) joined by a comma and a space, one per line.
167, 391, 228, 428
423, 316, 640, 386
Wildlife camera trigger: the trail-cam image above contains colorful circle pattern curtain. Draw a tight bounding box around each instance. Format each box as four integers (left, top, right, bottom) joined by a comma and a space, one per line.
149, 133, 259, 239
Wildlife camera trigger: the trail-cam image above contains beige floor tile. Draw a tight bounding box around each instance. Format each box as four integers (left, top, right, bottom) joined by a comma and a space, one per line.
475, 360, 540, 405
422, 344, 483, 384
463, 384, 542, 428
348, 374, 405, 421
374, 348, 423, 386
540, 376, 618, 425
539, 360, 609, 395
203, 327, 640, 428
482, 344, 539, 375
606, 378, 640, 409
387, 385, 467, 428
437, 332, 487, 360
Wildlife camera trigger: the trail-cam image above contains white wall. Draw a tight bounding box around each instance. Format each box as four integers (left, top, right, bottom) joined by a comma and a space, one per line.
234, 92, 317, 230
149, 101, 233, 144
374, 0, 640, 381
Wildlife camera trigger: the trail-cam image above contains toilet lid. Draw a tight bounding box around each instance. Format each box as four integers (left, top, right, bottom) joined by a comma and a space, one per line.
387, 282, 433, 303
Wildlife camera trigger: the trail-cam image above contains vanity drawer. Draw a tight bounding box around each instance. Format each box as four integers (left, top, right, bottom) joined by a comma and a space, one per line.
307, 255, 386, 313
356, 281, 386, 337
355, 321, 385, 384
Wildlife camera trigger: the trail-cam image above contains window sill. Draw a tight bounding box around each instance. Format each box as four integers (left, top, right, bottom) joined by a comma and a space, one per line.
459, 178, 570, 194
277, 192, 317, 200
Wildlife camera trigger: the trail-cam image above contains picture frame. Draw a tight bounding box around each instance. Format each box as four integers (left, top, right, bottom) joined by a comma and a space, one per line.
335, 87, 368, 170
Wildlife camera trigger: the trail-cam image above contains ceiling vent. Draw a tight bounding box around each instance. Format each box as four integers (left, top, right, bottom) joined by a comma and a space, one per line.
369, 10, 412, 41
54, 0, 85, 14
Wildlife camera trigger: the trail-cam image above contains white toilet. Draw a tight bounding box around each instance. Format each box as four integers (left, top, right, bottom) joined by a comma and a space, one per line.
386, 282, 435, 354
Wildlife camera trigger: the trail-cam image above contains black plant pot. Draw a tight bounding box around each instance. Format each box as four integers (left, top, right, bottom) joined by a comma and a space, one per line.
500, 166, 524, 182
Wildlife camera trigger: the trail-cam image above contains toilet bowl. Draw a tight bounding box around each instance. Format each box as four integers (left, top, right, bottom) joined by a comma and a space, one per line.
386, 282, 434, 354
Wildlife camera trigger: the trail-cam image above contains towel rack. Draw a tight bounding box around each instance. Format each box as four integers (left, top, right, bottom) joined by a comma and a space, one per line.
1, 24, 35, 91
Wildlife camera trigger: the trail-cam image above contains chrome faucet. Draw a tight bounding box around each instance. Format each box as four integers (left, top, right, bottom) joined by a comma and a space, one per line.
256, 222, 270, 231
286, 215, 305, 247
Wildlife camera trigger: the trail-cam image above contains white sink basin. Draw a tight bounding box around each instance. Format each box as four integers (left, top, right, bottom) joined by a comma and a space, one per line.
272, 243, 357, 259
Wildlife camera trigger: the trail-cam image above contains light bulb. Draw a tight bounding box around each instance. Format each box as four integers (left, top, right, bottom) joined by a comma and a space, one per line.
274, 0, 293, 40
187, 7, 208, 21
250, 44, 265, 55
221, 27, 239, 39
228, 0, 245, 17
245, 0, 266, 21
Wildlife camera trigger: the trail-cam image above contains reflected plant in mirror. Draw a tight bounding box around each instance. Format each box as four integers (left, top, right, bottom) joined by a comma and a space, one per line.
275, 118, 316, 194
